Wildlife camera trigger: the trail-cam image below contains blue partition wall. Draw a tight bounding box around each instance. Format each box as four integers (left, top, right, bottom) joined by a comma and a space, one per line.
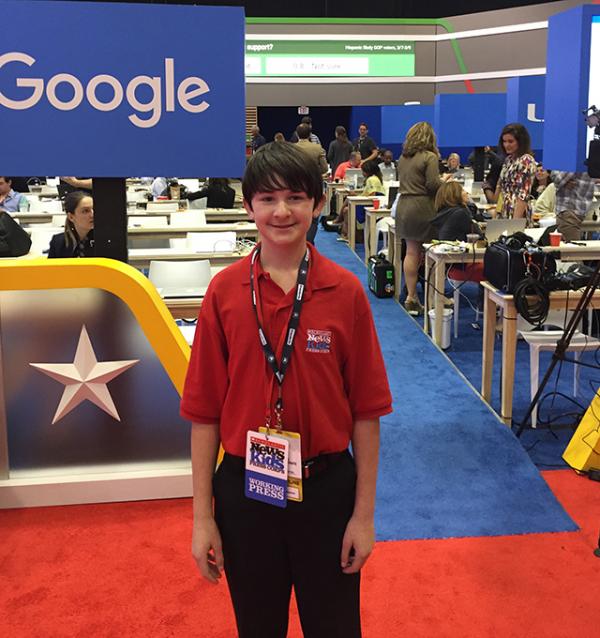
506, 76, 545, 151
434, 93, 507, 148
543, 5, 600, 172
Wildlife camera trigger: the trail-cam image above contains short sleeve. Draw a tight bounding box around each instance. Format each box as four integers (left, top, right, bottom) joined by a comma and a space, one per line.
342, 288, 393, 421
180, 287, 229, 424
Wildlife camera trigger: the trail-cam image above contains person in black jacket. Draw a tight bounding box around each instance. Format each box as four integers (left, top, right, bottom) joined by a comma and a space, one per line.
431, 181, 481, 241
185, 178, 236, 209
48, 191, 94, 258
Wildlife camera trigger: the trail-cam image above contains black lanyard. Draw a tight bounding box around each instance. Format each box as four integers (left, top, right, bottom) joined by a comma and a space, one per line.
250, 245, 310, 426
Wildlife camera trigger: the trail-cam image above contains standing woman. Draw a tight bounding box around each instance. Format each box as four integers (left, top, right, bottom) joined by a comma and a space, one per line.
495, 123, 536, 220
327, 126, 353, 177
396, 122, 444, 316
48, 191, 94, 258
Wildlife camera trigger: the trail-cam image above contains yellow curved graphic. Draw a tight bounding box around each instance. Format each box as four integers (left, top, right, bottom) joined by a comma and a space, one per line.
0, 257, 190, 394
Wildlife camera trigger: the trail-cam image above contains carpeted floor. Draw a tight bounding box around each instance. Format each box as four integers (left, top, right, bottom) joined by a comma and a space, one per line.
1, 469, 597, 638
314, 231, 576, 539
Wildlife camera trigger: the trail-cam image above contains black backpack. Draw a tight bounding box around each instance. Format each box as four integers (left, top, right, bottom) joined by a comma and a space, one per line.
0, 212, 32, 257
483, 231, 556, 293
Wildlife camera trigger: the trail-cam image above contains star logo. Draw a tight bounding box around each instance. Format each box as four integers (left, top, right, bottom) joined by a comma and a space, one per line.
30, 325, 139, 424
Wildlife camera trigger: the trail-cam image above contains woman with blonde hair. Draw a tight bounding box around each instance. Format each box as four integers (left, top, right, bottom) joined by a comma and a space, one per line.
396, 121, 445, 315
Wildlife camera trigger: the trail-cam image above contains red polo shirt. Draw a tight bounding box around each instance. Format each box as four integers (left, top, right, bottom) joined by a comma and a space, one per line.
180, 244, 392, 459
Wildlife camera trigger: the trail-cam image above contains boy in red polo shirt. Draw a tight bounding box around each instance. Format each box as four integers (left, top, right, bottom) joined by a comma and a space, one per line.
181, 142, 392, 638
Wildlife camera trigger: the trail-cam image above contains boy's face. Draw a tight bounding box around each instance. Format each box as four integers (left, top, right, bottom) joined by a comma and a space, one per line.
245, 189, 325, 249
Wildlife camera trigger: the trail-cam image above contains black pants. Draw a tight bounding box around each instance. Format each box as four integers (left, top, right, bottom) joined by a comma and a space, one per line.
213, 451, 361, 638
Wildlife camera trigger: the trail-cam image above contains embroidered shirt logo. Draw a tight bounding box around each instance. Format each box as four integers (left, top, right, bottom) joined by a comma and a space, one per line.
306, 329, 332, 354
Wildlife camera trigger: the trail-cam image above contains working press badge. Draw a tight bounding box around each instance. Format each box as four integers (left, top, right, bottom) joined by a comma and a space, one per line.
260, 427, 303, 502
245, 431, 289, 508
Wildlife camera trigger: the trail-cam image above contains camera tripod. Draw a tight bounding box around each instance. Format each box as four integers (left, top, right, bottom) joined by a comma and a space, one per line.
515, 258, 600, 437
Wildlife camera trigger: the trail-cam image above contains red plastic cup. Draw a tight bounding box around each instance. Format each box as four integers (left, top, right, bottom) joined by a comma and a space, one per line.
549, 231, 562, 247
372, 198, 380, 210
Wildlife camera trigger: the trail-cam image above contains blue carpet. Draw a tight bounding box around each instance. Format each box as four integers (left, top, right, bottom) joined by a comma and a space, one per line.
314, 231, 577, 540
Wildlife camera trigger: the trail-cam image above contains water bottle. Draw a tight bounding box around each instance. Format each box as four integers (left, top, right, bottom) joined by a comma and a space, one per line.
18, 196, 29, 212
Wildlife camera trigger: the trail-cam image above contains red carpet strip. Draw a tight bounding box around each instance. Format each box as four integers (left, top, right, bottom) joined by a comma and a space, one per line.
1, 469, 598, 637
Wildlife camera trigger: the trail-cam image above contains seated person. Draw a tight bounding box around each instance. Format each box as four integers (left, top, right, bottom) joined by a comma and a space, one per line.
332, 160, 384, 241
185, 178, 235, 209
431, 182, 485, 301
0, 176, 29, 212
444, 153, 461, 174
431, 181, 481, 241
274, 132, 285, 142
378, 149, 395, 171
333, 151, 361, 181
533, 182, 556, 217
48, 191, 94, 258
531, 165, 551, 198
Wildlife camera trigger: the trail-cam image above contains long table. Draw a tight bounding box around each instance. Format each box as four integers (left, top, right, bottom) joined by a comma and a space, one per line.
15, 207, 248, 225
128, 248, 249, 270
481, 280, 600, 425
127, 222, 258, 240
364, 207, 393, 263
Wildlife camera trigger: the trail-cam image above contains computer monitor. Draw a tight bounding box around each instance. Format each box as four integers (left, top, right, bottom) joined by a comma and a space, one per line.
387, 186, 399, 209
381, 166, 396, 182
345, 168, 364, 189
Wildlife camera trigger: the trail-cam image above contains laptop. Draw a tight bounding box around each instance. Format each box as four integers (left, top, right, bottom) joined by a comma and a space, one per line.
387, 186, 399, 209
485, 218, 527, 243
381, 166, 397, 182
157, 285, 208, 299
345, 168, 365, 189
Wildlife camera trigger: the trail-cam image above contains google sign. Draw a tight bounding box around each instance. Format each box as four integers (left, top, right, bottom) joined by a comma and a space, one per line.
0, 52, 210, 129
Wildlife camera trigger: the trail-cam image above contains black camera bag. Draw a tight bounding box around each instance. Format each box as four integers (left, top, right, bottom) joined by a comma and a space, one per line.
483, 232, 556, 293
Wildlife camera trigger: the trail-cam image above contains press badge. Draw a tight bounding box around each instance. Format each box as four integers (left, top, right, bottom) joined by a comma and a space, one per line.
245, 431, 289, 508
260, 427, 303, 502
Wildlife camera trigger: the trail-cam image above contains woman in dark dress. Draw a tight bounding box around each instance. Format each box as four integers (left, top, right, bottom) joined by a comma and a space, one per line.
185, 178, 235, 209
48, 191, 94, 258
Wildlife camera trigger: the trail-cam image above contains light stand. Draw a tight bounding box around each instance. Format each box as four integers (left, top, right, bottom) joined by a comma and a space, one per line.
514, 259, 600, 438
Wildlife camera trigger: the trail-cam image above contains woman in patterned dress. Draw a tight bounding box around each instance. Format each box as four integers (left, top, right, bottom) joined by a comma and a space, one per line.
495, 123, 536, 220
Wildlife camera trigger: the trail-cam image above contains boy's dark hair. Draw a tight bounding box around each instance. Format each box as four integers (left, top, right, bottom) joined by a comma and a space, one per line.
243, 142, 323, 211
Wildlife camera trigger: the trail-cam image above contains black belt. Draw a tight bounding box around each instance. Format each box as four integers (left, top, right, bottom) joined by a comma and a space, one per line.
221, 450, 350, 480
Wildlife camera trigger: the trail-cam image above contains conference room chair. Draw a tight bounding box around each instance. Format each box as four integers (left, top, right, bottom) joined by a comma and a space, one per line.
188, 197, 208, 210
148, 258, 212, 293
29, 227, 61, 255
186, 231, 236, 253
147, 202, 179, 213
170, 211, 207, 227
128, 216, 169, 228
169, 238, 188, 250
28, 199, 63, 214
448, 263, 485, 339
520, 329, 600, 427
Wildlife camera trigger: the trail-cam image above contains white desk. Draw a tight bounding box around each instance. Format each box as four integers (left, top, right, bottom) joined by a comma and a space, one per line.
127, 222, 258, 240
128, 248, 249, 270
347, 196, 377, 252
364, 207, 392, 263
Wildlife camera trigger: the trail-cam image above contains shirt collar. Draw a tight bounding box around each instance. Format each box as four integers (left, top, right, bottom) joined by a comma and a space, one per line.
242, 243, 338, 300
